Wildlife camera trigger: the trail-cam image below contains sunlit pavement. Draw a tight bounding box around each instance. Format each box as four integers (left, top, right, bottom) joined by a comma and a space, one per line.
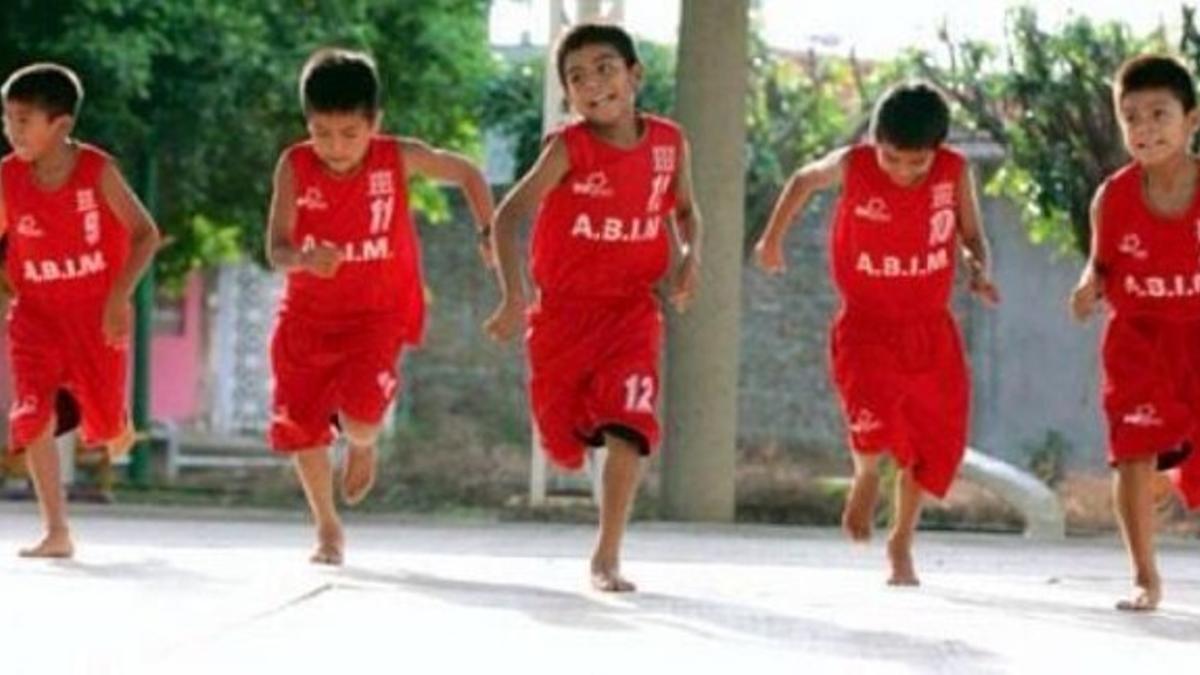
1, 504, 1197, 674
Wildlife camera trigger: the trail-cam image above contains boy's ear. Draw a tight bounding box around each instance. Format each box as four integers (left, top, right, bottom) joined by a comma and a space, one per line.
371, 110, 384, 133
53, 113, 76, 137
1187, 106, 1200, 136
629, 62, 644, 90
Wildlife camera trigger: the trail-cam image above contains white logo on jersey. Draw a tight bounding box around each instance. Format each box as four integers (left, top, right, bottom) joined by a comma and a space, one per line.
301, 235, 392, 264
75, 189, 98, 213
296, 187, 328, 211
931, 181, 956, 210
929, 209, 956, 246
570, 213, 661, 243
1122, 273, 1200, 299
368, 170, 395, 197
856, 249, 950, 278
853, 197, 891, 223
22, 251, 108, 284
1122, 403, 1163, 428
848, 408, 882, 435
15, 215, 43, 238
652, 145, 676, 173
571, 171, 614, 198
1119, 234, 1148, 260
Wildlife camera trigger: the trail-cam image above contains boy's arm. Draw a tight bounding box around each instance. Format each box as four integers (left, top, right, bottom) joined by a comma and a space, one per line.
483, 135, 570, 342
754, 147, 847, 274
401, 139, 496, 264
99, 162, 161, 345
265, 152, 339, 277
1070, 186, 1107, 322
669, 137, 702, 312
956, 165, 999, 305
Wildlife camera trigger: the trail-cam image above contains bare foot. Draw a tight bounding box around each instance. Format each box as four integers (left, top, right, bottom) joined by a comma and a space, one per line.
841, 470, 880, 542
341, 445, 377, 506
106, 424, 137, 461
1116, 578, 1161, 612
309, 524, 344, 566
886, 536, 920, 586
19, 529, 74, 559
590, 557, 636, 593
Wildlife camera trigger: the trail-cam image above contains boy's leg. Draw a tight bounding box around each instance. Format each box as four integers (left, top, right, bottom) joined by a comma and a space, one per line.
842, 451, 882, 541
1113, 457, 1160, 611
886, 467, 923, 586
338, 414, 382, 506
292, 447, 343, 565
20, 416, 74, 559
591, 431, 643, 592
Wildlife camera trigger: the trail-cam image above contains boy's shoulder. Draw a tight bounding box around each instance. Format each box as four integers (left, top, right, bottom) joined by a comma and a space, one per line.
1097, 162, 1141, 202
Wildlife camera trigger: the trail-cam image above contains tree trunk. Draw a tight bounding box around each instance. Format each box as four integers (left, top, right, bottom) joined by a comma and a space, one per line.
662, 0, 749, 521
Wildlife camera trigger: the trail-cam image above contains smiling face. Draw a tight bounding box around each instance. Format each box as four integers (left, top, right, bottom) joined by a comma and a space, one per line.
1117, 88, 1199, 167
561, 43, 641, 128
306, 110, 378, 175
2, 99, 72, 162
874, 142, 937, 188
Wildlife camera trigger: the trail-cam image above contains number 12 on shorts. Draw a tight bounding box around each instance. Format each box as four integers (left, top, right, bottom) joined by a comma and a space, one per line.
623, 374, 655, 413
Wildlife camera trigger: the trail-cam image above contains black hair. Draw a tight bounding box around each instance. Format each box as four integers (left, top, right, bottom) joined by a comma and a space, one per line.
299, 48, 380, 116
1, 63, 83, 119
1115, 54, 1197, 112
555, 23, 639, 87
869, 81, 950, 150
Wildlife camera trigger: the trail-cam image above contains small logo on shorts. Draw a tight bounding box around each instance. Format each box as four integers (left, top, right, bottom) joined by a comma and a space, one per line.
377, 371, 398, 400
848, 408, 882, 435
9, 395, 38, 420
1122, 403, 1163, 428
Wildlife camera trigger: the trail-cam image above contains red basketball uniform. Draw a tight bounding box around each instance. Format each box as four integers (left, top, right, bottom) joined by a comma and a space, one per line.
269, 137, 424, 451
526, 115, 681, 469
827, 144, 969, 497
1095, 162, 1200, 509
1, 144, 131, 452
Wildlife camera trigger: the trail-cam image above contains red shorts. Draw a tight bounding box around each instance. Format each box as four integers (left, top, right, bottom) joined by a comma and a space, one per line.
829, 308, 969, 498
269, 314, 405, 452
1102, 315, 1200, 509
6, 300, 129, 453
526, 294, 662, 470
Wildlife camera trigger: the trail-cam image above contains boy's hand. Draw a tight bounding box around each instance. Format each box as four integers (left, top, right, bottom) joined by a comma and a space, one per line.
968, 271, 1001, 306
1070, 276, 1102, 322
670, 253, 700, 313
102, 293, 132, 347
301, 244, 343, 278
754, 236, 786, 275
484, 296, 525, 342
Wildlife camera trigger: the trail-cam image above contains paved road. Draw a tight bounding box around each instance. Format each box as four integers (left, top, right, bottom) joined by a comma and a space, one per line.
1, 504, 1197, 674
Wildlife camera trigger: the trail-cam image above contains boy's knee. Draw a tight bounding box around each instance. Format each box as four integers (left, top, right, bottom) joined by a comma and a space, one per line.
340, 415, 381, 447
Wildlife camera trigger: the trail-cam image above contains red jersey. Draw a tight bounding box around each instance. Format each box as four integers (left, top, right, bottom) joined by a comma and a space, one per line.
830, 144, 965, 317
530, 114, 682, 300
1096, 161, 1200, 319
282, 136, 425, 344
0, 144, 130, 305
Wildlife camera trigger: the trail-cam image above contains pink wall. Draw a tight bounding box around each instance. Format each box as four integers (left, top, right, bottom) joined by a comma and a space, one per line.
150, 274, 203, 422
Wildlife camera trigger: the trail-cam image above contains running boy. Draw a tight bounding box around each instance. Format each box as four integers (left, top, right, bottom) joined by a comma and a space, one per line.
1, 63, 160, 558
485, 23, 701, 592
1070, 54, 1200, 611
267, 49, 494, 565
755, 82, 999, 586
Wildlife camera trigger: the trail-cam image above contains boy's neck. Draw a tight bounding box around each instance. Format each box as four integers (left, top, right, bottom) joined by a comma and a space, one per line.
1140, 151, 1194, 191
586, 111, 642, 148
31, 139, 77, 184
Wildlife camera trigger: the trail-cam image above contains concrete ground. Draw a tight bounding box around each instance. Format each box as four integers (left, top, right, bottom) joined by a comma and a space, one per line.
1, 504, 1197, 674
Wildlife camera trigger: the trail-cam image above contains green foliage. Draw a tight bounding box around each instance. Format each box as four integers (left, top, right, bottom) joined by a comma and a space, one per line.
484, 37, 850, 250
0, 0, 493, 289
913, 7, 1170, 256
